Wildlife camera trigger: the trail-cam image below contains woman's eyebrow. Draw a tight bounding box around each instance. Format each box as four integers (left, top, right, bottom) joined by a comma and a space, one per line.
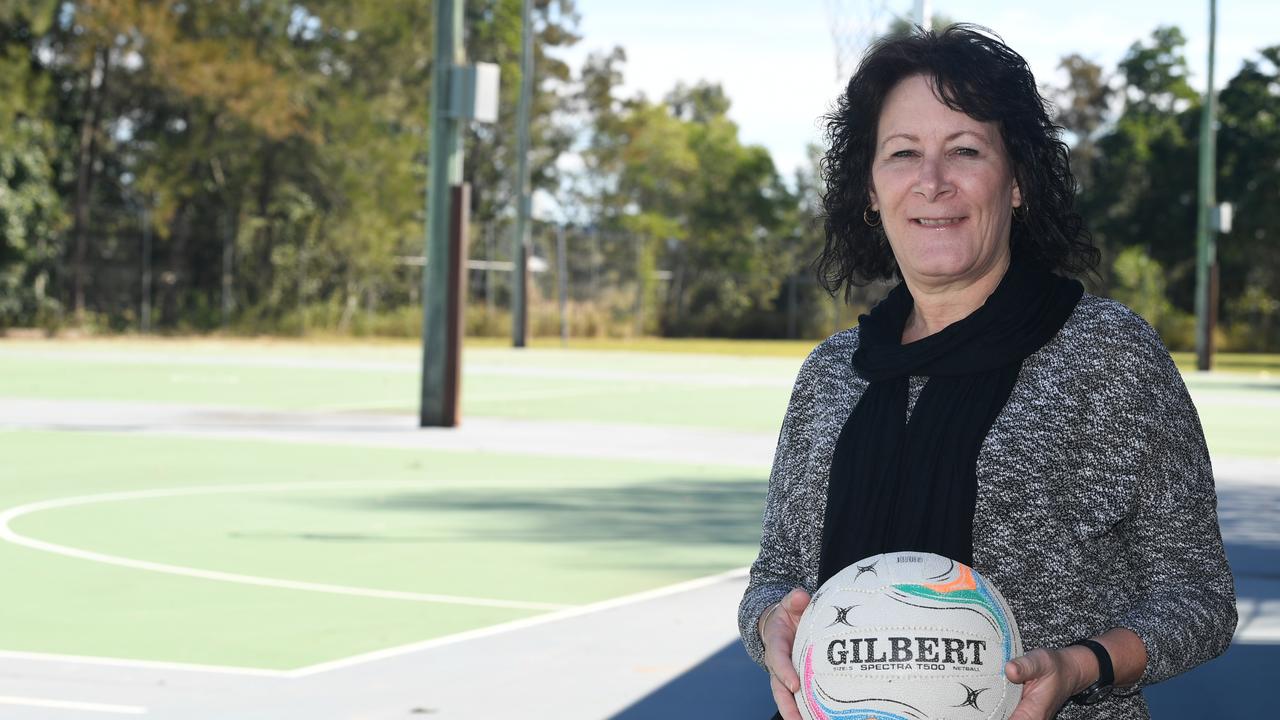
947, 130, 992, 145
879, 130, 992, 149
879, 132, 918, 149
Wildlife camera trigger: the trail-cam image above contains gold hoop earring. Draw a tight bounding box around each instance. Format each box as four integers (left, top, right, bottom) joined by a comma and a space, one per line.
863, 206, 881, 227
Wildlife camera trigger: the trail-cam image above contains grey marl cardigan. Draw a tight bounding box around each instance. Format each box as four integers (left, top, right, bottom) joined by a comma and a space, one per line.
738, 293, 1237, 719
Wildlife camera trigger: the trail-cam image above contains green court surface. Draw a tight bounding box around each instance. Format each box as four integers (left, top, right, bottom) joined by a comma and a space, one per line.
0, 341, 796, 432
1, 337, 1276, 675
1, 339, 1276, 456
0, 430, 764, 670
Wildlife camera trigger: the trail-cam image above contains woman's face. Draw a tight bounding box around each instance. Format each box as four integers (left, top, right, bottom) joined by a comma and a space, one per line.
869, 74, 1022, 291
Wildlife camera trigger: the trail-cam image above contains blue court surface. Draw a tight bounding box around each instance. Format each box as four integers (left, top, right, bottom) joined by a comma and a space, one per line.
611, 462, 1280, 719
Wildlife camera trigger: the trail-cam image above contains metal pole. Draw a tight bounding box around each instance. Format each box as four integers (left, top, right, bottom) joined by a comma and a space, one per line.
420, 0, 465, 426
221, 213, 233, 328
1194, 0, 1217, 371
511, 0, 534, 347
914, 0, 931, 30
557, 221, 568, 346
141, 203, 151, 333
443, 184, 469, 425
633, 234, 643, 336
485, 224, 495, 319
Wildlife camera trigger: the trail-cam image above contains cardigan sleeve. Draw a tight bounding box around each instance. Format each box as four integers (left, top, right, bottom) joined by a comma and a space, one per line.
737, 343, 825, 670
1112, 321, 1237, 688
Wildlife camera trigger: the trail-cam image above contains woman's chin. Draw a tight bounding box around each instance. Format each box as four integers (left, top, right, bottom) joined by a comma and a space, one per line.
901, 258, 987, 285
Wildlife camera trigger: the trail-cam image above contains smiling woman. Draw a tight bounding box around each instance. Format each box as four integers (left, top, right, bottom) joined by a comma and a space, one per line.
741, 24, 1237, 720
869, 74, 1022, 341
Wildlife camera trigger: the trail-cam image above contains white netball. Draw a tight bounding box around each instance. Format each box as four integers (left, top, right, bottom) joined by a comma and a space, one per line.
791, 551, 1023, 720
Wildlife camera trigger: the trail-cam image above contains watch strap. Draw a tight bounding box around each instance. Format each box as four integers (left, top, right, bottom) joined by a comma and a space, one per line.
1069, 639, 1115, 705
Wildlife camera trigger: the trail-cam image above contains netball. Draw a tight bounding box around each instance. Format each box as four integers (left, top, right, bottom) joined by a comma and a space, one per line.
791, 551, 1023, 720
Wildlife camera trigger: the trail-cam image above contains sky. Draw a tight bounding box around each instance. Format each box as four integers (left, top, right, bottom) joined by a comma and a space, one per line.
557, 0, 1279, 180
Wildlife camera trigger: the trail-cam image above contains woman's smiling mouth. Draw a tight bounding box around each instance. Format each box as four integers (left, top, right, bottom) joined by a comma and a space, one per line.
912, 216, 967, 227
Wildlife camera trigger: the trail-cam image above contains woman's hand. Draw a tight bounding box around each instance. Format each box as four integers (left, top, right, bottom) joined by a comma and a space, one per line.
761, 588, 812, 720
1004, 645, 1097, 720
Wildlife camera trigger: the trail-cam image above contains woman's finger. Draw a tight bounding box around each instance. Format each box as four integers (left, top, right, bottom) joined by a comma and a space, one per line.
770, 672, 804, 720
764, 628, 800, 692
762, 589, 809, 692
783, 588, 811, 620
1005, 649, 1051, 684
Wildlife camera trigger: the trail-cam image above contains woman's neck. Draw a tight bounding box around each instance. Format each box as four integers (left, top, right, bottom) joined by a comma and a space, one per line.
901, 255, 1011, 344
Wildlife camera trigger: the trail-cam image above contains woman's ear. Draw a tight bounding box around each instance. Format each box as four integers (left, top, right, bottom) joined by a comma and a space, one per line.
1012, 181, 1022, 209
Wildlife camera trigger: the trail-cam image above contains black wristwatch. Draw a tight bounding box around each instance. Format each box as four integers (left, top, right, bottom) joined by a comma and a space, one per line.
1069, 639, 1115, 705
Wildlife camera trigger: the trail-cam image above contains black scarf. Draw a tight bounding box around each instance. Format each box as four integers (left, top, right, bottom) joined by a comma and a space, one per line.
817, 256, 1083, 585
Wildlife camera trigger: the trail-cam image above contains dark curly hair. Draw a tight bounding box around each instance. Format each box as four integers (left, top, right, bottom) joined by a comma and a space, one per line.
815, 24, 1099, 295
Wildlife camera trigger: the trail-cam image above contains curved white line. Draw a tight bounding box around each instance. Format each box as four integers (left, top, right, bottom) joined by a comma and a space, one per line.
0, 695, 147, 715
0, 481, 571, 612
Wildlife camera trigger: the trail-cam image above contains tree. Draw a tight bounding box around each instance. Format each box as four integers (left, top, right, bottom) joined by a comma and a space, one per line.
464, 0, 581, 269
8, 1, 580, 334
1054, 54, 1112, 189
576, 69, 795, 337
0, 0, 67, 328
1077, 26, 1200, 316
1216, 46, 1280, 349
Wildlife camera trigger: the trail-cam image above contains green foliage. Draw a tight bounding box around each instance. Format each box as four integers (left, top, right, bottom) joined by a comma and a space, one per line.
577, 63, 799, 337
1216, 46, 1280, 350
0, 117, 66, 328
1117, 26, 1198, 113
1109, 246, 1192, 348
0, 4, 66, 328
1078, 27, 1200, 306
4, 6, 1277, 350
1070, 28, 1279, 351
2, 0, 579, 334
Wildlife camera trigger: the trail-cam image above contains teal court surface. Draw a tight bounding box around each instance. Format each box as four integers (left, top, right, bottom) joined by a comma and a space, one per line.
0, 338, 1278, 719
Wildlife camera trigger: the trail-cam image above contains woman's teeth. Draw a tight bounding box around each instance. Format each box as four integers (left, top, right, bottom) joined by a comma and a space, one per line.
915, 217, 963, 226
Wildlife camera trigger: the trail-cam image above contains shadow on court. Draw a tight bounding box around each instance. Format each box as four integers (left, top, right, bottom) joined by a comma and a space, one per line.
610, 640, 773, 720
293, 477, 771, 547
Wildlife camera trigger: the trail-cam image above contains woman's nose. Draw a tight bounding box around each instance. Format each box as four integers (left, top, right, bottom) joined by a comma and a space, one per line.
913, 155, 953, 201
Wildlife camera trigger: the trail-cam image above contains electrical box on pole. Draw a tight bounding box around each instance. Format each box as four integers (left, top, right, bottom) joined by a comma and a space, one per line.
1215, 202, 1233, 234
450, 63, 500, 123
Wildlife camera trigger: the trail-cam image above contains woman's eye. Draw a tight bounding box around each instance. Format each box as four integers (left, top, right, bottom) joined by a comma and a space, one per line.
890, 150, 917, 158
954, 147, 979, 156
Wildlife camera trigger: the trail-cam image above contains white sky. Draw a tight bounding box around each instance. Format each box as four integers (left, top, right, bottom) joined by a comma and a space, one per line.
558, 0, 1279, 180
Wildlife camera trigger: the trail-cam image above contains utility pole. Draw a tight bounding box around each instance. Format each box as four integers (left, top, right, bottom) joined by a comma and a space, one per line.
556, 221, 568, 347
419, 0, 499, 426
140, 202, 152, 333
221, 212, 234, 329
1194, 0, 1218, 371
421, 0, 466, 426
511, 0, 534, 347
914, 0, 932, 30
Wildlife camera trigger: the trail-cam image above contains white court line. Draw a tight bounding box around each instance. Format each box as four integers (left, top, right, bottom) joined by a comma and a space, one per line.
0, 481, 571, 612
1234, 598, 1280, 645
4, 568, 1271, 680
0, 649, 290, 678
287, 566, 750, 676
0, 349, 795, 387
0, 695, 146, 715
0, 567, 750, 679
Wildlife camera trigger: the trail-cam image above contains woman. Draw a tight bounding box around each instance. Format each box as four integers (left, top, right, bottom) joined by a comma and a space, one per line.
739, 25, 1236, 720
